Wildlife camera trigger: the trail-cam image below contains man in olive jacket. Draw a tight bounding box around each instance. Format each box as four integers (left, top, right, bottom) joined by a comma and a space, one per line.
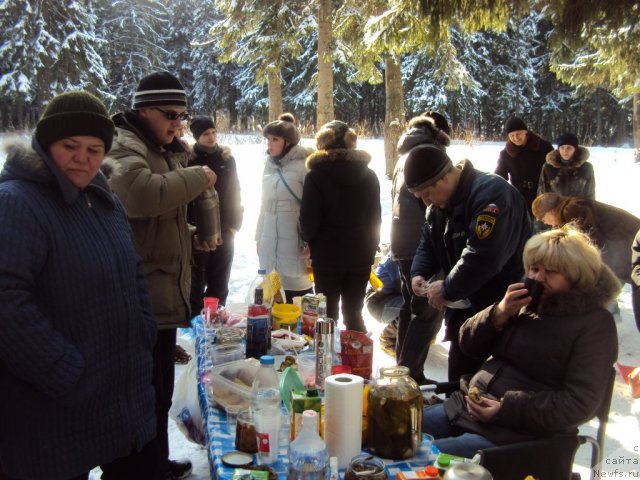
106, 71, 216, 480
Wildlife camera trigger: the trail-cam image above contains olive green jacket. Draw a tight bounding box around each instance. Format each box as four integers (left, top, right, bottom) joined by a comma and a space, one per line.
106, 112, 209, 328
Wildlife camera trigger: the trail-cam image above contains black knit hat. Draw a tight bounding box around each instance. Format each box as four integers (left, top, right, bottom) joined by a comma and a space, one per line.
556, 132, 579, 148
262, 113, 301, 145
505, 116, 528, 134
132, 71, 187, 109
404, 144, 453, 193
35, 91, 114, 152
315, 120, 357, 150
190, 115, 216, 140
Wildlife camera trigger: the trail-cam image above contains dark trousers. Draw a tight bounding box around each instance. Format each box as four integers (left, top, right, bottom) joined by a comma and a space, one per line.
0, 438, 161, 480
284, 287, 314, 303
395, 259, 443, 381
313, 268, 370, 332
190, 229, 235, 313
445, 308, 485, 382
153, 329, 177, 472
632, 285, 640, 331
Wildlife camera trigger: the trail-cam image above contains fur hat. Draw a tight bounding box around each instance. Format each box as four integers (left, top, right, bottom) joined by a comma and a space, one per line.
403, 144, 453, 193
556, 132, 579, 149
190, 115, 216, 140
132, 71, 187, 110
315, 120, 357, 150
262, 113, 301, 145
35, 91, 114, 152
398, 115, 451, 155
422, 110, 451, 135
505, 116, 528, 134
531, 192, 564, 221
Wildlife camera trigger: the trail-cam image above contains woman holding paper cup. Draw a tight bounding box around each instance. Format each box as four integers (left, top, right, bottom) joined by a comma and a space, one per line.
422, 225, 619, 457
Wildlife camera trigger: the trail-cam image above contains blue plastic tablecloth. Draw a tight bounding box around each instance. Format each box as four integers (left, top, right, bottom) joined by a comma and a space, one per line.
194, 316, 435, 479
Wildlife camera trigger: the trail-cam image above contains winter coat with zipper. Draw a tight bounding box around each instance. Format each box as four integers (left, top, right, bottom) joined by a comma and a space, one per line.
390, 123, 450, 261
411, 160, 533, 310
0, 140, 157, 480
300, 147, 381, 271
538, 146, 595, 199
106, 111, 210, 328
256, 144, 313, 291
187, 143, 243, 232
495, 132, 553, 211
443, 264, 620, 445
554, 196, 640, 283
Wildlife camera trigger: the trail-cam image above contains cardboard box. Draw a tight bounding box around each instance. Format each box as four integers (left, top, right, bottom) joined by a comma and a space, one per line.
290, 389, 322, 440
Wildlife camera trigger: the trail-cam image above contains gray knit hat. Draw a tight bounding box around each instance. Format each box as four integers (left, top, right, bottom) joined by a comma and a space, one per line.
262, 113, 300, 145
35, 91, 114, 152
132, 71, 187, 110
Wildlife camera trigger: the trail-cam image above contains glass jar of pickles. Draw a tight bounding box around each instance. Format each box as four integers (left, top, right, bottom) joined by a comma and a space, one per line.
367, 366, 423, 459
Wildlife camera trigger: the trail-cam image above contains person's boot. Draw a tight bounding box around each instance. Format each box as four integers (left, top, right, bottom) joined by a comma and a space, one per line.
166, 459, 193, 479
379, 322, 397, 356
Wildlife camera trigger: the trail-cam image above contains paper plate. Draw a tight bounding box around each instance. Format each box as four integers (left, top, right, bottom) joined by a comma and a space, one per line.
221, 450, 254, 468
279, 366, 304, 412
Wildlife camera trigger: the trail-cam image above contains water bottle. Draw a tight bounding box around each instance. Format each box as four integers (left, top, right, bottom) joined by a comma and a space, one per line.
314, 300, 333, 391
287, 410, 329, 480
251, 355, 282, 465
246, 269, 268, 305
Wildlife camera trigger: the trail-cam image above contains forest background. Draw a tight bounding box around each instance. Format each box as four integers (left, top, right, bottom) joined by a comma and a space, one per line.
1, 0, 639, 172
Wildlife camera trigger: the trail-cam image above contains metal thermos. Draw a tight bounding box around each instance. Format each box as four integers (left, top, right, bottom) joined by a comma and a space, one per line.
314, 301, 334, 390
194, 187, 222, 245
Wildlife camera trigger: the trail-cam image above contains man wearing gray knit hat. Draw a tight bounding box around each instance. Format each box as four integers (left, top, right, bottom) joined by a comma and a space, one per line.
106, 71, 217, 480
407, 144, 532, 382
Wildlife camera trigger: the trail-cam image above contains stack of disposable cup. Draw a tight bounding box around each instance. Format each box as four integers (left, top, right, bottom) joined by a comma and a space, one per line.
323, 373, 364, 469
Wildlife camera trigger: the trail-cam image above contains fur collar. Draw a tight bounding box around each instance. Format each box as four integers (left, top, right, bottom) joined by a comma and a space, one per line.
504, 131, 543, 159
1, 140, 114, 206
537, 263, 621, 316
545, 146, 590, 169
305, 148, 371, 169
193, 143, 233, 162
267, 144, 312, 168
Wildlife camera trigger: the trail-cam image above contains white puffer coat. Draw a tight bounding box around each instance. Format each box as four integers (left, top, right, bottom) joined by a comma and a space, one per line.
256, 144, 313, 291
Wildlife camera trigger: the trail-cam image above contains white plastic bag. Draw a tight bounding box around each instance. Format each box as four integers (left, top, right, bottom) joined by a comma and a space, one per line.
169, 359, 205, 445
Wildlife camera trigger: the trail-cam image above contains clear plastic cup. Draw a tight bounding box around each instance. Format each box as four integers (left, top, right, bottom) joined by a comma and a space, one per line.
225, 404, 241, 436
296, 353, 316, 387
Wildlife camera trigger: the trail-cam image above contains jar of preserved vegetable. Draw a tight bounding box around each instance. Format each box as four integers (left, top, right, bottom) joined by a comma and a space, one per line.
367, 366, 423, 459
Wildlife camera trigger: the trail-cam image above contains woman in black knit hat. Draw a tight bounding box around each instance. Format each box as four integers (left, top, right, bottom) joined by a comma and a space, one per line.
187, 115, 243, 311
256, 113, 314, 301
0, 91, 160, 479
537, 132, 596, 199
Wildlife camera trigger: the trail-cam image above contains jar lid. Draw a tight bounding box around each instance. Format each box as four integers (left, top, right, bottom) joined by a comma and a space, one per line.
221, 451, 253, 467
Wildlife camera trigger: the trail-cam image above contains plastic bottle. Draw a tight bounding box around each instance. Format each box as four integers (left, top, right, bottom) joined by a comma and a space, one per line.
314, 300, 333, 391
251, 355, 282, 465
246, 269, 268, 305
246, 269, 271, 359
287, 410, 329, 480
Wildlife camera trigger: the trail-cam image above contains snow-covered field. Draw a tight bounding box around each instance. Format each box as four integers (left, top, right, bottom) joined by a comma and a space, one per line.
1, 134, 638, 478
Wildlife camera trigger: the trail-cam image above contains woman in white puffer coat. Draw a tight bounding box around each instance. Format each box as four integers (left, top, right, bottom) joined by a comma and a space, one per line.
256, 113, 314, 300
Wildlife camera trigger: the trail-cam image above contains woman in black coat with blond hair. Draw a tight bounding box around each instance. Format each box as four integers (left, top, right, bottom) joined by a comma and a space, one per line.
300, 120, 381, 332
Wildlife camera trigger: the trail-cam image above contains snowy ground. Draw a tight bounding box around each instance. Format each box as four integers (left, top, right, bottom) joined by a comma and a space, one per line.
1, 134, 639, 478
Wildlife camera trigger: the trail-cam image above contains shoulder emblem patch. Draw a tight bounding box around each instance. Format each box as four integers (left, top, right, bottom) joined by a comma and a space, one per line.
476, 214, 496, 240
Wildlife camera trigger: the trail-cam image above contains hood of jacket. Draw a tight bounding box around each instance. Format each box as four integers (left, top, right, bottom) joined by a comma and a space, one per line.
267, 143, 312, 168
544, 146, 590, 169
538, 262, 621, 316
504, 131, 545, 159
192, 143, 233, 162
1, 139, 114, 207
397, 121, 450, 155
305, 148, 372, 186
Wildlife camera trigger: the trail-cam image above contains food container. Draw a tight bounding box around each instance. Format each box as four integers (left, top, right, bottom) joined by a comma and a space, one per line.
367, 366, 423, 459
344, 454, 388, 479
207, 356, 286, 411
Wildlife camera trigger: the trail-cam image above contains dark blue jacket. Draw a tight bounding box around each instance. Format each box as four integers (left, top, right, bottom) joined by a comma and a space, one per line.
411, 160, 532, 310
0, 141, 156, 479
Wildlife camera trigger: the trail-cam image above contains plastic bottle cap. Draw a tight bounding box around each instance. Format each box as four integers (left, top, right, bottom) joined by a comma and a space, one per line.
424, 465, 440, 477
260, 355, 275, 365
258, 269, 267, 274
438, 454, 451, 467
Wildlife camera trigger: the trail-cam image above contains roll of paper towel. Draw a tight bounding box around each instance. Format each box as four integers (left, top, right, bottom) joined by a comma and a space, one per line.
323, 373, 364, 469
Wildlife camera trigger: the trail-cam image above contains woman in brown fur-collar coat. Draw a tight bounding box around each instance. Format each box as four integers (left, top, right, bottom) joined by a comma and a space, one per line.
299, 121, 381, 332
538, 132, 595, 199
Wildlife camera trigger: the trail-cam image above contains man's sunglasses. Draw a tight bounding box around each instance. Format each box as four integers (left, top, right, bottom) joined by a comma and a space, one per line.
154, 108, 190, 121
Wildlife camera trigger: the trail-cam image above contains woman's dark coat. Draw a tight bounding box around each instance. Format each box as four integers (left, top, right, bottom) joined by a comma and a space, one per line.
443, 265, 620, 445
538, 147, 595, 199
